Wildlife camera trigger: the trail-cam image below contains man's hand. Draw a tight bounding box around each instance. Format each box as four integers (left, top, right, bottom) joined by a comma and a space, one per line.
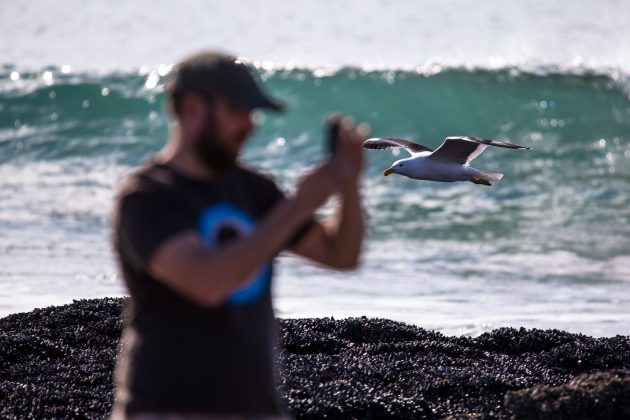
334, 117, 370, 192
293, 116, 369, 214
293, 160, 337, 218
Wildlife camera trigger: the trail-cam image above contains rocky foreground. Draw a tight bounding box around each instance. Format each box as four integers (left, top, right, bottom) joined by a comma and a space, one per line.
0, 298, 629, 419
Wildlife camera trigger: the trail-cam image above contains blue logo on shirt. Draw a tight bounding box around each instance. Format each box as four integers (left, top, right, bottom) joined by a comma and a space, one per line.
198, 202, 271, 306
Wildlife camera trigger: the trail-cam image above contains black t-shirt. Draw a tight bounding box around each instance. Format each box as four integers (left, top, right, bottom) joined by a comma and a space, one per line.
112, 162, 293, 416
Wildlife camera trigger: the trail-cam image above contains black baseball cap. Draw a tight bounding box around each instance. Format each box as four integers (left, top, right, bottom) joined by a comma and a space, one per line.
165, 51, 284, 112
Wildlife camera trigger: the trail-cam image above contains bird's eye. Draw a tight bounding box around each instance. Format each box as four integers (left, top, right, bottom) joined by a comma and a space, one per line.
398, 164, 403, 167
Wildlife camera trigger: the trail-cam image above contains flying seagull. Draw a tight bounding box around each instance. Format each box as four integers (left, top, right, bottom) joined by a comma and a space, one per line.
363, 136, 531, 185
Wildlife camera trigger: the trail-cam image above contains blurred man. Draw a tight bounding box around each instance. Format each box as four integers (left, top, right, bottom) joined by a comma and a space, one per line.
111, 51, 368, 418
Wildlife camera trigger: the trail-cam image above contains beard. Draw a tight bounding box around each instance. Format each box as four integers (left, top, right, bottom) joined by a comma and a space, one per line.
193, 110, 241, 173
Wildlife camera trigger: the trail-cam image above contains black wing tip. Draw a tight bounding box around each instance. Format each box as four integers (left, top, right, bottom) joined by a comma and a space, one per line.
364, 136, 408, 143
448, 135, 531, 150
362, 138, 390, 149
505, 143, 532, 150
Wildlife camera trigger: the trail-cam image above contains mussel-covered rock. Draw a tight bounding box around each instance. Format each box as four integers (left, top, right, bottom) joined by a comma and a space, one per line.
1, 299, 628, 419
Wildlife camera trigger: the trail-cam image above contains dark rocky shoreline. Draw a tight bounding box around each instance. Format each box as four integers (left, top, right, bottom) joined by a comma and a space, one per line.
0, 298, 628, 419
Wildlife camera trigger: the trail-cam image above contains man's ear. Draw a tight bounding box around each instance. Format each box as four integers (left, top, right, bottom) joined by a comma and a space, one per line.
180, 93, 207, 121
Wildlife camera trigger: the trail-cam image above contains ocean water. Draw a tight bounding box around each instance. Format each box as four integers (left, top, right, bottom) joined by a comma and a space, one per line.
1, 0, 629, 336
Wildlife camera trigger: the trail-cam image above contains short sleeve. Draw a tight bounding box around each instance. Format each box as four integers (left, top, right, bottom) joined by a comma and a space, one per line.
114, 191, 194, 270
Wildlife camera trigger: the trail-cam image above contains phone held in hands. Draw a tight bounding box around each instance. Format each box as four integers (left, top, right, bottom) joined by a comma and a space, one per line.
327, 114, 341, 155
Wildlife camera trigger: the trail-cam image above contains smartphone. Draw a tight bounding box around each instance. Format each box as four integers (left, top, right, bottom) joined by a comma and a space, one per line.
327, 115, 341, 155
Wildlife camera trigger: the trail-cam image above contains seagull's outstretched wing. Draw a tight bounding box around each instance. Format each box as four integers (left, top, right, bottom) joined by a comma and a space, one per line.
429, 136, 531, 165
363, 137, 433, 156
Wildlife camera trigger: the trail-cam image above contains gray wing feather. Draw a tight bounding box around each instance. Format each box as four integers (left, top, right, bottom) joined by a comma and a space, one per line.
429, 136, 530, 164
363, 137, 433, 155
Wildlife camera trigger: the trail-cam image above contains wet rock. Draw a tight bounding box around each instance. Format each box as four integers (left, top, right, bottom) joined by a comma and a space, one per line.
505, 369, 630, 420
0, 299, 629, 419
0, 298, 124, 419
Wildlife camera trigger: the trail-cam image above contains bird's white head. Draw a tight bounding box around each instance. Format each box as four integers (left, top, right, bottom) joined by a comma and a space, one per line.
383, 158, 411, 177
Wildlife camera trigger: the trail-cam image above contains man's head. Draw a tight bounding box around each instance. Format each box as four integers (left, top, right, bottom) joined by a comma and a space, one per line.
165, 51, 284, 172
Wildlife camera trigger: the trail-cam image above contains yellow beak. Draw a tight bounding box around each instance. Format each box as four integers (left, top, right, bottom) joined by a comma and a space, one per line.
383, 168, 394, 176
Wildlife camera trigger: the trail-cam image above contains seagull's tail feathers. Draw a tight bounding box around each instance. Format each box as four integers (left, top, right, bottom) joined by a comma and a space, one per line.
470, 171, 503, 186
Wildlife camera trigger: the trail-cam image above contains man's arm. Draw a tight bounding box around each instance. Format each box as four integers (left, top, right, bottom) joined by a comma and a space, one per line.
148, 161, 337, 308
290, 118, 368, 270
289, 183, 363, 270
